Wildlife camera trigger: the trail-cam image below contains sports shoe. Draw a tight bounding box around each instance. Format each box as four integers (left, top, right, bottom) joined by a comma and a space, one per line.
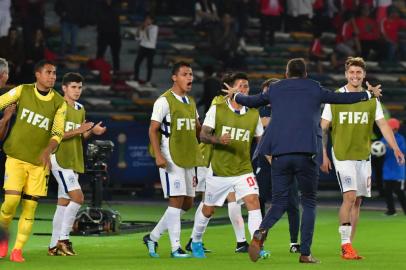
171, 247, 192, 258
299, 254, 320, 263
57, 240, 76, 256
0, 238, 8, 258
290, 243, 301, 253
235, 241, 249, 253
341, 243, 363, 260
185, 238, 212, 253
259, 249, 271, 259
191, 242, 206, 258
47, 246, 60, 256
384, 211, 397, 216
248, 229, 268, 262
143, 234, 159, 258
10, 249, 24, 262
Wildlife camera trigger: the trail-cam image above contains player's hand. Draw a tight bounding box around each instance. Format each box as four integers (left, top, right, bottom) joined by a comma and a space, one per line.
155, 153, 167, 169
3, 104, 16, 120
320, 153, 332, 173
92, 121, 107, 135
219, 133, 231, 145
222, 82, 239, 99
394, 148, 405, 165
79, 121, 95, 133
366, 81, 382, 98
39, 149, 52, 170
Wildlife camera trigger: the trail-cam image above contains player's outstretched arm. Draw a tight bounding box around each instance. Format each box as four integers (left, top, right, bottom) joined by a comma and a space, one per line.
200, 125, 231, 145
320, 119, 332, 173
376, 118, 405, 165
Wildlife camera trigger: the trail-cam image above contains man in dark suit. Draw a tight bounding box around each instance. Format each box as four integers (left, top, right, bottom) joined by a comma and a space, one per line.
223, 58, 382, 263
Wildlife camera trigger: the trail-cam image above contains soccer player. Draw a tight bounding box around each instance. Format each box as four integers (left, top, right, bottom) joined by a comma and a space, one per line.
48, 72, 106, 256
0, 59, 67, 262
143, 62, 203, 258
0, 58, 16, 141
190, 72, 269, 259
320, 57, 405, 260
186, 95, 250, 254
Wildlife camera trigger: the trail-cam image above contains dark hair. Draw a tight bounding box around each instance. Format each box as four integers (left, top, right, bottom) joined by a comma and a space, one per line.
144, 13, 155, 21
261, 78, 279, 90
222, 72, 248, 87
171, 61, 192, 76
62, 72, 84, 86
286, 58, 307, 78
34, 59, 56, 73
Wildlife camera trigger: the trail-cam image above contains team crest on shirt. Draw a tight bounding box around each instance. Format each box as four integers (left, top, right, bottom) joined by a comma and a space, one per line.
206, 193, 213, 202
174, 179, 181, 189
343, 176, 352, 185
68, 175, 76, 184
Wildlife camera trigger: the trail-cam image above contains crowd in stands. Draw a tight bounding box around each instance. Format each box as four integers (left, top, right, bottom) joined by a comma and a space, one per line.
0, 1, 405, 88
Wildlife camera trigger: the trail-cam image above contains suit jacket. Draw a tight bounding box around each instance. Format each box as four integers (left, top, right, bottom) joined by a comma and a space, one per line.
236, 78, 370, 159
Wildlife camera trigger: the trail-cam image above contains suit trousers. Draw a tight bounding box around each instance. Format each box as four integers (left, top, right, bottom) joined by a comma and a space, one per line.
260, 153, 318, 256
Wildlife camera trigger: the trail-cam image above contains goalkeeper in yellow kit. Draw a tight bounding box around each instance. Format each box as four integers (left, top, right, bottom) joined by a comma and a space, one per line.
0, 59, 67, 263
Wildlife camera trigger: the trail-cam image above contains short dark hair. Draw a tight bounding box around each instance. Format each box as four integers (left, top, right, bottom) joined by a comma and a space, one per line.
34, 59, 56, 73
286, 58, 307, 78
62, 72, 84, 86
171, 61, 192, 76
222, 72, 248, 87
261, 78, 279, 90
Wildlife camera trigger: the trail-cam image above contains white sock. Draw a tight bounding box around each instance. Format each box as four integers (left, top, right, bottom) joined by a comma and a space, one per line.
190, 202, 204, 239
166, 207, 182, 252
339, 225, 352, 245
228, 202, 246, 242
49, 205, 66, 248
150, 209, 169, 242
248, 209, 262, 239
59, 201, 81, 241
192, 207, 210, 242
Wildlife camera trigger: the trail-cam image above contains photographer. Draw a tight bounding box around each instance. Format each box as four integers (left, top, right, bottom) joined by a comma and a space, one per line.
48, 73, 106, 256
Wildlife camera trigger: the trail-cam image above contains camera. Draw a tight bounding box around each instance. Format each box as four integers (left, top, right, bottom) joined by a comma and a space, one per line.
86, 140, 114, 171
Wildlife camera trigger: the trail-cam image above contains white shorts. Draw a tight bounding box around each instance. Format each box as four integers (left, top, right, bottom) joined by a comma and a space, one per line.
196, 167, 209, 193
332, 149, 371, 197
159, 161, 196, 198
204, 169, 259, 207
51, 155, 81, 199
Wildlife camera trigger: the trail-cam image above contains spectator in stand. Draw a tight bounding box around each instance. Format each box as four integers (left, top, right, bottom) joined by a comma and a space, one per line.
209, 13, 242, 69
96, 0, 121, 72
259, 0, 283, 47
233, 0, 250, 50
55, 0, 82, 55
380, 6, 406, 62
15, 0, 45, 47
335, 11, 361, 59
0, 0, 11, 38
285, 0, 314, 32
20, 29, 45, 83
380, 118, 406, 216
132, 14, 158, 88
0, 28, 24, 84
309, 31, 337, 73
197, 65, 221, 114
355, 4, 384, 60
194, 0, 219, 31
375, 0, 392, 22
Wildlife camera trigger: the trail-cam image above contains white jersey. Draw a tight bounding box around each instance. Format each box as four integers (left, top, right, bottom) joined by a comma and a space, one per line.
203, 99, 264, 137
321, 86, 384, 122
151, 91, 199, 161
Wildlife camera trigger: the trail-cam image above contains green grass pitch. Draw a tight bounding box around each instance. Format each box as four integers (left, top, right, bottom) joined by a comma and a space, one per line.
1, 202, 405, 270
